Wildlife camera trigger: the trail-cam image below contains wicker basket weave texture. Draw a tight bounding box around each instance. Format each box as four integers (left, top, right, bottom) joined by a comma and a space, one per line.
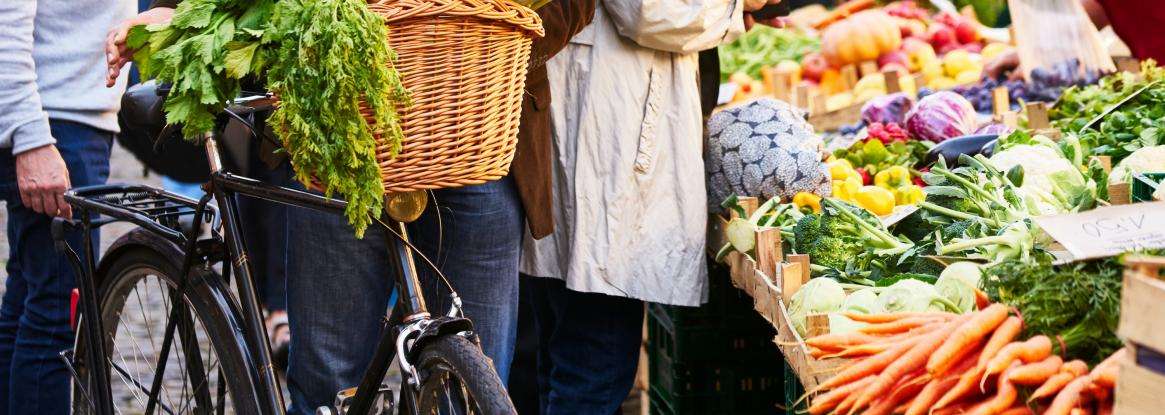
365, 0, 544, 193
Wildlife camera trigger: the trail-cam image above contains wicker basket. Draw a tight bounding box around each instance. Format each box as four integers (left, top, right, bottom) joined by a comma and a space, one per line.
365, 0, 544, 193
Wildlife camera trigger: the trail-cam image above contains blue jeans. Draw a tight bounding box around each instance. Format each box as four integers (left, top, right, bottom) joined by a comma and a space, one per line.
0, 120, 111, 415
284, 177, 523, 414
525, 276, 644, 415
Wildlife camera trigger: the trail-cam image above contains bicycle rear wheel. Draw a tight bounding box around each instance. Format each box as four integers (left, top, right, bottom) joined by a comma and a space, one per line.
72, 241, 261, 414
412, 335, 516, 415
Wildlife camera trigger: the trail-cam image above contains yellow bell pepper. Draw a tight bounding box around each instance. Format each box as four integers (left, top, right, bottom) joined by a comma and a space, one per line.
854, 185, 895, 216
874, 166, 911, 190
828, 159, 856, 182
831, 177, 862, 202
894, 184, 925, 206
793, 192, 822, 213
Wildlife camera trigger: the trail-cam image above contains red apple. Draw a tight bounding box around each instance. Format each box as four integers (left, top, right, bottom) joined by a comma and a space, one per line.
927, 23, 956, 49
955, 20, 980, 44
959, 42, 983, 53
878, 50, 910, 69
938, 43, 961, 55
800, 52, 828, 81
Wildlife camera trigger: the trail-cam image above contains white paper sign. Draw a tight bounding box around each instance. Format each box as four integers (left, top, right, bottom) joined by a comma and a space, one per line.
1034, 201, 1165, 262
880, 205, 920, 227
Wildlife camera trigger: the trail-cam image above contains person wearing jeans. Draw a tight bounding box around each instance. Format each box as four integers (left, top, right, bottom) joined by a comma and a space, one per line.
0, 0, 133, 413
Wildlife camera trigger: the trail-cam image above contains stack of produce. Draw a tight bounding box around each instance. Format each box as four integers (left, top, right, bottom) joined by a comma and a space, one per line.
803, 305, 1125, 415
1053, 60, 1165, 164
952, 59, 1104, 113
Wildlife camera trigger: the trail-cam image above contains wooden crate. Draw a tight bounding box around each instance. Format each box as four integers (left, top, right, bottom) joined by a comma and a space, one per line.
1115, 344, 1165, 415
715, 198, 845, 394
1117, 256, 1165, 354
1115, 256, 1165, 415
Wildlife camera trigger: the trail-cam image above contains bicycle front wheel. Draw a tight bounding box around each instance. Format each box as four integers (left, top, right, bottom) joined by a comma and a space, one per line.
72, 240, 261, 414
413, 335, 516, 415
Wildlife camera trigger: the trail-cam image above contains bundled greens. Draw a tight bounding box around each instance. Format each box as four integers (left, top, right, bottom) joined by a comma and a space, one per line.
793, 198, 913, 283
718, 26, 818, 82
129, 0, 408, 236
980, 257, 1125, 363
1053, 60, 1165, 164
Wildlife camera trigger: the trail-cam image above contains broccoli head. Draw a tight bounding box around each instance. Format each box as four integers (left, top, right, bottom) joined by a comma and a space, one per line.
792, 214, 864, 271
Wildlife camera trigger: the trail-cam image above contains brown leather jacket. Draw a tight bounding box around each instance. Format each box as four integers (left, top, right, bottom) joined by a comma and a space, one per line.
150, 0, 595, 238
513, 0, 596, 238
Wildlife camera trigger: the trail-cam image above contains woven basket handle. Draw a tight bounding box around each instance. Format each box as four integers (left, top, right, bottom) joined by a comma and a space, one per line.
368, 0, 545, 37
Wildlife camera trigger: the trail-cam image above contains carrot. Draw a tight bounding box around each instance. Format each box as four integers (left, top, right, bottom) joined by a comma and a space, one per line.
842, 312, 953, 324
822, 343, 900, 359
860, 317, 944, 334
1008, 355, 1063, 385
928, 304, 1010, 375
1046, 376, 1091, 415
809, 376, 875, 415
932, 403, 972, 415
982, 336, 1052, 389
978, 317, 1023, 367
905, 374, 959, 415
999, 407, 1034, 415
1091, 363, 1119, 389
1029, 372, 1076, 402
813, 336, 924, 392
807, 332, 882, 350
935, 364, 987, 410
1061, 360, 1089, 377
852, 316, 968, 412
837, 383, 865, 415
974, 288, 991, 311
966, 362, 1021, 415
861, 372, 928, 415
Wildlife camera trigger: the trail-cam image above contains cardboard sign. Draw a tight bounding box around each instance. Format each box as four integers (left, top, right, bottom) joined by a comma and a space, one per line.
1034, 202, 1165, 261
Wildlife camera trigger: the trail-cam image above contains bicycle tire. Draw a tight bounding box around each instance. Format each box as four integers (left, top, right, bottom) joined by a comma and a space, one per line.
72, 237, 261, 414
413, 335, 516, 415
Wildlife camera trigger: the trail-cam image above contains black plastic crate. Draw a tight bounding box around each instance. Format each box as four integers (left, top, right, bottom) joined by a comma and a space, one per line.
649, 359, 784, 415
648, 260, 787, 414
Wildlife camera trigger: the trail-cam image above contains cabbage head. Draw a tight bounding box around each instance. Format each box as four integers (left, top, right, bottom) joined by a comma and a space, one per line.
989, 144, 1088, 214
935, 262, 983, 313
877, 279, 959, 313
789, 278, 845, 337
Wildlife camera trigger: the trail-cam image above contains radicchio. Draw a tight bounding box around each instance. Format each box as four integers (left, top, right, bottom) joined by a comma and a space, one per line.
861, 93, 914, 125
904, 91, 977, 143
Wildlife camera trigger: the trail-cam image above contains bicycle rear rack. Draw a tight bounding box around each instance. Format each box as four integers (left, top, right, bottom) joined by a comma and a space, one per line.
63, 183, 219, 246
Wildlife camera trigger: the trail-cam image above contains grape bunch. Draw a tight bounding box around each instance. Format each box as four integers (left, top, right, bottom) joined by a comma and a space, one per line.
953, 58, 1104, 113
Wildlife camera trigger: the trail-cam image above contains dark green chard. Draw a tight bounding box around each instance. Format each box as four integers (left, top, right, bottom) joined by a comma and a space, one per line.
128, 0, 408, 237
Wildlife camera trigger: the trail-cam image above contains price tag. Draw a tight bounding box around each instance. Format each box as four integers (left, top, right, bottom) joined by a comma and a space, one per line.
1034, 202, 1165, 262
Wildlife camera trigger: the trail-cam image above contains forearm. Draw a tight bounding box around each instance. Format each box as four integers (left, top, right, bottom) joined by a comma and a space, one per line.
151, 0, 180, 9
0, 0, 54, 154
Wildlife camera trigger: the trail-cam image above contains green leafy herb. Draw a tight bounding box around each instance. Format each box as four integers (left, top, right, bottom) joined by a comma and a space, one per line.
718, 26, 819, 82
129, 0, 407, 236
1052, 60, 1165, 164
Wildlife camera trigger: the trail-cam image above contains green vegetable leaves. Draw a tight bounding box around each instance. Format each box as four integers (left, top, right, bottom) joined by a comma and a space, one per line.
130, 0, 407, 236
718, 26, 819, 82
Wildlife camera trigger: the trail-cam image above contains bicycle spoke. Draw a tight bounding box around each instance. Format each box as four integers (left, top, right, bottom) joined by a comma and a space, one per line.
110, 359, 177, 415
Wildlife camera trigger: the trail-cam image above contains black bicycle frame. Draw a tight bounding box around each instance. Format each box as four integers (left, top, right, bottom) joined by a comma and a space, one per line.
60, 128, 438, 415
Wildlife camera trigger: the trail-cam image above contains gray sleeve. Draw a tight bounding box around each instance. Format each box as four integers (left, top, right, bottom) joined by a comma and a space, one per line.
0, 0, 55, 155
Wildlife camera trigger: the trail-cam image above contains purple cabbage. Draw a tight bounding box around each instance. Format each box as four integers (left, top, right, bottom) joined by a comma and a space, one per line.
904, 91, 977, 143
861, 93, 915, 125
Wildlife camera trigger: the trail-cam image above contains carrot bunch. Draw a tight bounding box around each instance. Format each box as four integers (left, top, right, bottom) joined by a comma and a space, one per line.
804, 303, 1125, 415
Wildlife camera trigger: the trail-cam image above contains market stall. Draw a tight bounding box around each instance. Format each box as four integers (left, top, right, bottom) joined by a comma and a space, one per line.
666, 1, 1165, 414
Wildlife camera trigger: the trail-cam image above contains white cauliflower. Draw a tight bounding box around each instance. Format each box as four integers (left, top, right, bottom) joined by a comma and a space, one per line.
989, 144, 1087, 215
1110, 145, 1165, 185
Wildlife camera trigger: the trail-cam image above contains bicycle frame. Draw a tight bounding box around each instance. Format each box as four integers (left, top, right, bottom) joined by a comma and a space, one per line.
57, 107, 472, 414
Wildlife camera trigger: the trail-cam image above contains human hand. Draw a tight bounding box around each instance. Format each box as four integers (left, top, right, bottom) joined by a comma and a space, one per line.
106, 7, 175, 87
984, 49, 1022, 81
744, 0, 785, 30
15, 145, 72, 218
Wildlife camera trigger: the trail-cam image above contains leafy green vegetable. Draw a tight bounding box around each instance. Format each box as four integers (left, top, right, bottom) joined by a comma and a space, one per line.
789, 277, 846, 337
718, 26, 818, 82
981, 257, 1126, 363
832, 139, 931, 178
129, 0, 408, 236
794, 198, 914, 283
1052, 60, 1165, 164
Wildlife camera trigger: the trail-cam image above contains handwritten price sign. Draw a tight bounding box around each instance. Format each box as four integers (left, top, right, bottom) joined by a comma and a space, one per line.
1034, 201, 1165, 262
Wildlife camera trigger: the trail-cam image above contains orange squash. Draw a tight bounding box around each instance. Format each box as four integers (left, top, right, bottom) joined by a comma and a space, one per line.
821, 10, 902, 67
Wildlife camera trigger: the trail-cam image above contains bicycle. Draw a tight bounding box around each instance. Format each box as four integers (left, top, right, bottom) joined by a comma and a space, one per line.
53, 91, 517, 415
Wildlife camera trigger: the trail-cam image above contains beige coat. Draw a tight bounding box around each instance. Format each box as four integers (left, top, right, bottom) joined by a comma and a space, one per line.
520, 0, 744, 306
